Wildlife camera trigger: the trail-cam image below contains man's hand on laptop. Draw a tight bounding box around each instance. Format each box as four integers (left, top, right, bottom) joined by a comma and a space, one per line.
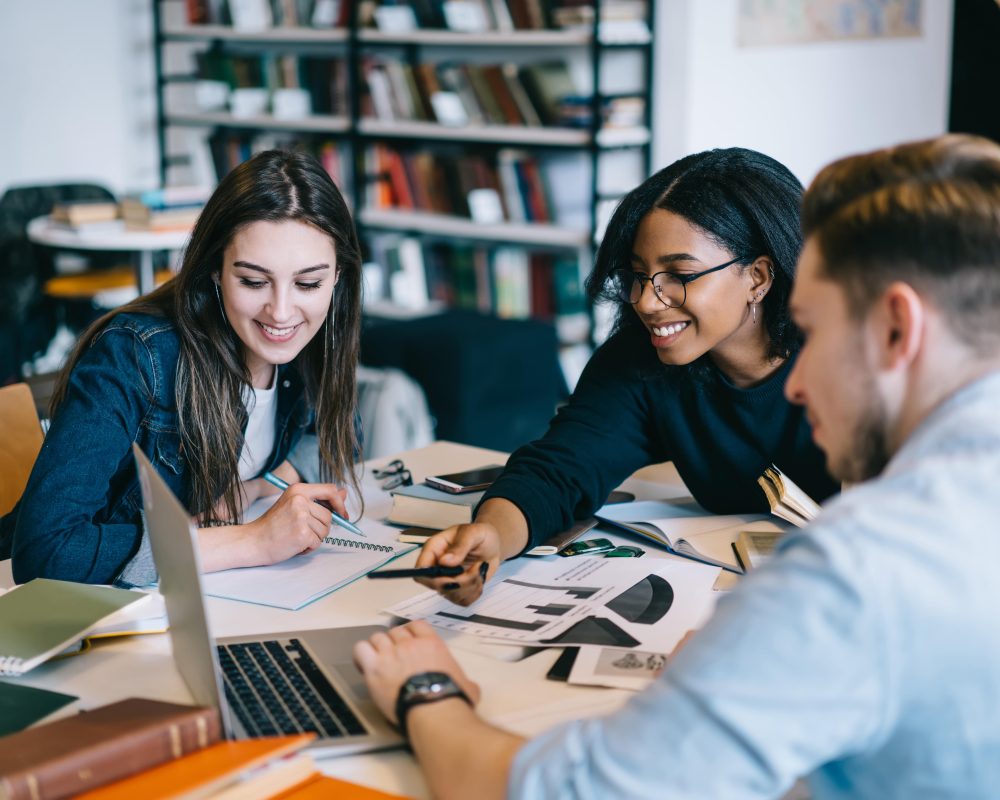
353, 620, 480, 726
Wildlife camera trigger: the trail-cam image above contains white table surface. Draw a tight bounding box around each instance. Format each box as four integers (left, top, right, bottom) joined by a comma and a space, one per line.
27, 215, 191, 296
2, 441, 749, 798
27, 216, 191, 252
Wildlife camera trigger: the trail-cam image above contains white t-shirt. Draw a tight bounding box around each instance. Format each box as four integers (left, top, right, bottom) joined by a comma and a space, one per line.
238, 369, 278, 482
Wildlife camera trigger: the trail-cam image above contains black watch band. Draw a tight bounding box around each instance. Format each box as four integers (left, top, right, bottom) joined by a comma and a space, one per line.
395, 671, 471, 739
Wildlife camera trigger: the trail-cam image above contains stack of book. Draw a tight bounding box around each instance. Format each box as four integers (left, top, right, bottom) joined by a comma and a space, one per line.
0, 697, 408, 799
120, 187, 207, 233
50, 201, 119, 228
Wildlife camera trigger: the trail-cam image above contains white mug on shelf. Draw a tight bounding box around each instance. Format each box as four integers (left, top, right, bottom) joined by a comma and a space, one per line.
230, 87, 269, 119
194, 80, 230, 112
272, 88, 312, 120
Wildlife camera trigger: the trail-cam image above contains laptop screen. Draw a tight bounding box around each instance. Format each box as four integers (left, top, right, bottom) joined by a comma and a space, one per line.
133, 443, 232, 734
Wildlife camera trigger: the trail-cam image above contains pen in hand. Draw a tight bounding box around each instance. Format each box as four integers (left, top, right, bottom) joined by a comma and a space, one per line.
261, 471, 366, 537
367, 565, 465, 580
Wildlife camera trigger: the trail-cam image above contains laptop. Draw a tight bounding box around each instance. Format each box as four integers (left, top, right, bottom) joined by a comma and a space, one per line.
133, 444, 404, 756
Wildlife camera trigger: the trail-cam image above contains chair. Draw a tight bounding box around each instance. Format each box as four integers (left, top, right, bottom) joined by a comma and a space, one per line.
0, 182, 127, 384
0, 383, 45, 517
360, 310, 567, 452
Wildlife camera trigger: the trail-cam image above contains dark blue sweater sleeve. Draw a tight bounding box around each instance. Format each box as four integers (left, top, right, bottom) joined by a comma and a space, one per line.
11, 328, 156, 584
482, 331, 664, 550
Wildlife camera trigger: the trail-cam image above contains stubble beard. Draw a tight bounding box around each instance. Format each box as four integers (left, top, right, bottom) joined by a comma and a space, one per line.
829, 366, 891, 484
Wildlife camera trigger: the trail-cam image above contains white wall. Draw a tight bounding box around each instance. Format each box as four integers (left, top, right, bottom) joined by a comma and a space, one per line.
0, 0, 158, 197
652, 0, 954, 184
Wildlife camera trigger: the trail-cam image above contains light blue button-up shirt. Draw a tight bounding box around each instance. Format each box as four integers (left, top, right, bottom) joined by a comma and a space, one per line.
510, 371, 1000, 799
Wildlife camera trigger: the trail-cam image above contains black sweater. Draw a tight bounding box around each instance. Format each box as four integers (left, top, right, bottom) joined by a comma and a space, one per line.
482, 325, 839, 551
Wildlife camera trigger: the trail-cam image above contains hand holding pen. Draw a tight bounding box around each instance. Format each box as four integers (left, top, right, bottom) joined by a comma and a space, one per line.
262, 471, 365, 537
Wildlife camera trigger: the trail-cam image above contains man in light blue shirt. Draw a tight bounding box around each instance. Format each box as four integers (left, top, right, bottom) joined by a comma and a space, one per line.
353, 134, 1000, 799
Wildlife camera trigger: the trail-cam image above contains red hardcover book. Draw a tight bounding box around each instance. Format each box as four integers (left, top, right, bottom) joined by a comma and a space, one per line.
0, 698, 222, 800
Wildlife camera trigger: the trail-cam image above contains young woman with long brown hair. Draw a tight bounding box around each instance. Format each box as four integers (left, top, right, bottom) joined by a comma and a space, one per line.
0, 150, 362, 586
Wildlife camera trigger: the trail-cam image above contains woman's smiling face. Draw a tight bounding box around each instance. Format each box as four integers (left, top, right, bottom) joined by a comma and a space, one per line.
630, 209, 771, 376
217, 219, 337, 387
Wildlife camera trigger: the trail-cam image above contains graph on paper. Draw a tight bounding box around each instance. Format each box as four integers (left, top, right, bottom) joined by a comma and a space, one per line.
385, 556, 720, 649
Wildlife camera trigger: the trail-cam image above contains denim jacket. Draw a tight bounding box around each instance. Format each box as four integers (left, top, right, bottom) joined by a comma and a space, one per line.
0, 312, 320, 587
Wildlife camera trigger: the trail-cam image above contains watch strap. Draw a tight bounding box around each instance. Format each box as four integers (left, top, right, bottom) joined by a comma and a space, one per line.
395, 672, 471, 739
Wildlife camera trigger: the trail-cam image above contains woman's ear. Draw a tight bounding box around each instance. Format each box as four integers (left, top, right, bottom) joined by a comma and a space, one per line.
747, 256, 775, 303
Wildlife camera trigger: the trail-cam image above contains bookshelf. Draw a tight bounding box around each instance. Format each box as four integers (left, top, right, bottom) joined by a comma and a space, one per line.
152, 0, 654, 364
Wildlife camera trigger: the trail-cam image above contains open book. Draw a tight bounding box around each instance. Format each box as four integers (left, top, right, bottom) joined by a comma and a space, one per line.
757, 465, 821, 527
594, 500, 764, 574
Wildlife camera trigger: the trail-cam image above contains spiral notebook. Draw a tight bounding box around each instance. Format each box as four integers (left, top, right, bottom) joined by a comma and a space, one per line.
200, 519, 416, 610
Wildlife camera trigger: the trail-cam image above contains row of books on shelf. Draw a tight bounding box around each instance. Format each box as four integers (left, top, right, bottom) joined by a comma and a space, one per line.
363, 56, 643, 130
369, 145, 568, 225
186, 0, 649, 36
195, 51, 348, 116
208, 133, 350, 190
51, 188, 209, 232
368, 238, 590, 341
0, 695, 401, 799
187, 0, 349, 29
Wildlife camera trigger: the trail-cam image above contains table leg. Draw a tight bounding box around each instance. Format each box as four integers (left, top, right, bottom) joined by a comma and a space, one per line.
136, 250, 155, 296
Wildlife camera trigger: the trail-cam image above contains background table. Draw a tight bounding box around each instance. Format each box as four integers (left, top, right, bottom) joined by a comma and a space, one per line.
27, 216, 191, 296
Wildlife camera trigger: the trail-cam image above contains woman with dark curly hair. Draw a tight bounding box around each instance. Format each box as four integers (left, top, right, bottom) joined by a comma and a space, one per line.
416, 147, 839, 604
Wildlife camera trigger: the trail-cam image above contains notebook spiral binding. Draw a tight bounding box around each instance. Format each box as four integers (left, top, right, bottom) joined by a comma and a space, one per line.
0, 656, 26, 676
323, 536, 394, 553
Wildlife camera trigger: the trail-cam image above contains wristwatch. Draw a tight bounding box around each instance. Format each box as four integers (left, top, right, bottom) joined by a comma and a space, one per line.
395, 671, 471, 739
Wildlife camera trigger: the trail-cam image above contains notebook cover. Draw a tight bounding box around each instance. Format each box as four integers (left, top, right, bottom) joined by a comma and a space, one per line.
276, 774, 413, 799
0, 681, 78, 737
75, 735, 314, 799
0, 580, 149, 676
0, 698, 222, 800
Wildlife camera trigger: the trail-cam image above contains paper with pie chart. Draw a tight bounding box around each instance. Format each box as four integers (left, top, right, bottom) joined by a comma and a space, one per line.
383, 556, 720, 651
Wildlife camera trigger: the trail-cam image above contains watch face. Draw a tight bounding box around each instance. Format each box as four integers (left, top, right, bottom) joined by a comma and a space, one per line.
406, 671, 453, 696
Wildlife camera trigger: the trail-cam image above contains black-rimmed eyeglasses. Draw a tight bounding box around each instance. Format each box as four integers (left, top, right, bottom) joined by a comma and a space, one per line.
609, 256, 748, 309
373, 459, 412, 490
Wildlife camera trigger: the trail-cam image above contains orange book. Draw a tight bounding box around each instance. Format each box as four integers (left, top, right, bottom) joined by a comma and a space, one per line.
76, 735, 314, 800
276, 774, 413, 799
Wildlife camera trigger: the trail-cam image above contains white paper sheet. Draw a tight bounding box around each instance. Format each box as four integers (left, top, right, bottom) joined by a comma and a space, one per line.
384, 556, 719, 651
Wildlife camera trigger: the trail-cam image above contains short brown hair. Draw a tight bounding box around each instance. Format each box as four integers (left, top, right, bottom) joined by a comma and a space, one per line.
802, 134, 1000, 352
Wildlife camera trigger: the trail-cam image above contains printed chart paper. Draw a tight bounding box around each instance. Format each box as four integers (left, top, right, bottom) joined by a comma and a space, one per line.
568, 645, 668, 691
385, 556, 719, 651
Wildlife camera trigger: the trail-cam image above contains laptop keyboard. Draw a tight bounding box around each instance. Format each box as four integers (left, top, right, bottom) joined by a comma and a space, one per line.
218, 638, 367, 739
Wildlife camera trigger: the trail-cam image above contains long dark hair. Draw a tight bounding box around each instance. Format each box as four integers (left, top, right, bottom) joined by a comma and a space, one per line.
587, 147, 804, 362
52, 150, 362, 523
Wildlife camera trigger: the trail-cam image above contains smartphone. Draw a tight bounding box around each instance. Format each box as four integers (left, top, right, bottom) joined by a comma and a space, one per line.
425, 464, 505, 494
559, 538, 616, 557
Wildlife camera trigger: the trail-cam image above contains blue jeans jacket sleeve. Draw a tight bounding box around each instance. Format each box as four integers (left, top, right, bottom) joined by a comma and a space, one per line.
10, 325, 161, 584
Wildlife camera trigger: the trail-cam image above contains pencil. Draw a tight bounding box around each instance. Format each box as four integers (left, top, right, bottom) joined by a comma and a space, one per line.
261, 471, 366, 537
